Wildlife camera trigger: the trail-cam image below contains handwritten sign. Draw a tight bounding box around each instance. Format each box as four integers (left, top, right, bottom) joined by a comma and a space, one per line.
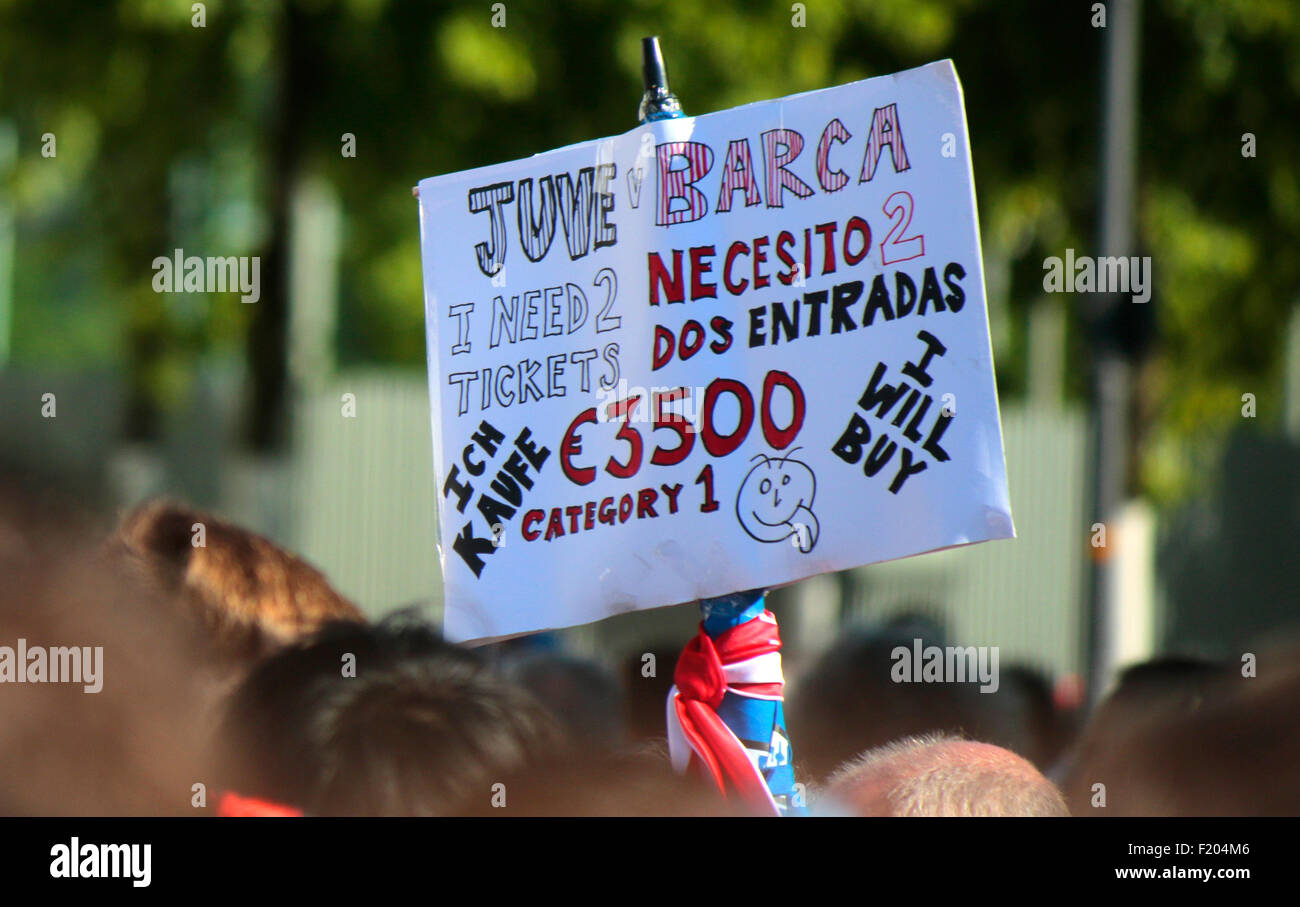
417, 59, 1013, 643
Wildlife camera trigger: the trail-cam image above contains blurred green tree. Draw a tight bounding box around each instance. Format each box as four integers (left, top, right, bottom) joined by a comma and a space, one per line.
0, 0, 1295, 498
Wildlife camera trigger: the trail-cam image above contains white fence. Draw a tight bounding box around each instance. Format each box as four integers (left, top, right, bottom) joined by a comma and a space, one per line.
0, 368, 1091, 671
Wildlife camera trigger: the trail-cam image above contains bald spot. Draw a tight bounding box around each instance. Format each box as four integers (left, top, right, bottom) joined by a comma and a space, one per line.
827, 737, 1068, 817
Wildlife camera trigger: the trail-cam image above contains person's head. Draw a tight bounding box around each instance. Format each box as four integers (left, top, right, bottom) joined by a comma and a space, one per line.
983, 663, 1074, 770
621, 641, 681, 745
1058, 654, 1228, 807
1063, 653, 1300, 815
1094, 655, 1226, 718
116, 499, 365, 662
788, 625, 996, 781
219, 612, 566, 815
824, 734, 1070, 817
0, 479, 218, 815
506, 652, 625, 751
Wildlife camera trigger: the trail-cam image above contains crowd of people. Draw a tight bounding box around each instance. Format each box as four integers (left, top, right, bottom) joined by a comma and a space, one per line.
1, 474, 1294, 817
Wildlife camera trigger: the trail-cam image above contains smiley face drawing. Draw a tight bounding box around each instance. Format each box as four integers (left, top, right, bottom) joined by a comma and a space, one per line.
735, 450, 819, 553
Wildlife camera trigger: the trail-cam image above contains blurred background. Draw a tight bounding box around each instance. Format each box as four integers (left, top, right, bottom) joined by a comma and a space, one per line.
0, 0, 1296, 701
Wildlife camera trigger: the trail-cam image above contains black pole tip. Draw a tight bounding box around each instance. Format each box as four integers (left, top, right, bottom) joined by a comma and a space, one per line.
638, 35, 683, 122
642, 36, 668, 93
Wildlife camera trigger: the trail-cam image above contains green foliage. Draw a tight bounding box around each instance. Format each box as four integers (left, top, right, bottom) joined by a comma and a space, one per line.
0, 0, 1296, 496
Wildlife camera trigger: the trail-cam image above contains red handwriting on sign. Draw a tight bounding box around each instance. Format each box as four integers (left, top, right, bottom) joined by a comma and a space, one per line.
559, 371, 806, 486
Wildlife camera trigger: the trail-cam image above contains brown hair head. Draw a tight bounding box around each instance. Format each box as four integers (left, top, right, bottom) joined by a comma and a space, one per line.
116, 500, 365, 661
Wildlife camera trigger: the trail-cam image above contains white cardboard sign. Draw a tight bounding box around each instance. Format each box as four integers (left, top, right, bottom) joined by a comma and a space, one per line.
417, 60, 1013, 642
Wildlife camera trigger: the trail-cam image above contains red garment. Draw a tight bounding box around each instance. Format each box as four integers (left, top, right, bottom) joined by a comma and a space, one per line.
217, 791, 303, 817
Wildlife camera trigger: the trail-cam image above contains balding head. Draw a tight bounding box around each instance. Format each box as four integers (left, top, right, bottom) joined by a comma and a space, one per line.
825, 734, 1069, 817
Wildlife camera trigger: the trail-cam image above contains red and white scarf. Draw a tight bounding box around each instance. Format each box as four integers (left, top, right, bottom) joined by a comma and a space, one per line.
666, 609, 785, 816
